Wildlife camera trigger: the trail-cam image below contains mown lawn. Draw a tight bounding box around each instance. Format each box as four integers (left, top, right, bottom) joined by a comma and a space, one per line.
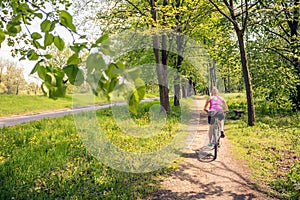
0, 93, 159, 118
0, 94, 73, 117
225, 93, 300, 200
0, 99, 187, 199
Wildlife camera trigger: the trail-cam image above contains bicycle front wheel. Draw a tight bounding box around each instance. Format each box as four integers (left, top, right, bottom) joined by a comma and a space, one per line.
212, 128, 218, 160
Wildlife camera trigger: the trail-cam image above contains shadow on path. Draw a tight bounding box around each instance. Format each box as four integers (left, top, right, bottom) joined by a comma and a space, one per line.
147, 96, 277, 200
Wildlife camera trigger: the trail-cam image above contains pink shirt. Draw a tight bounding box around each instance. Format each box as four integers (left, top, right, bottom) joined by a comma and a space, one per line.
209, 95, 223, 111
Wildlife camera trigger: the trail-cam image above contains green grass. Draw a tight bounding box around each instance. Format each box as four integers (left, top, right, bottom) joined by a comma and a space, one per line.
0, 94, 73, 117
0, 93, 159, 118
3, 92, 298, 199
225, 93, 300, 199
0, 100, 185, 199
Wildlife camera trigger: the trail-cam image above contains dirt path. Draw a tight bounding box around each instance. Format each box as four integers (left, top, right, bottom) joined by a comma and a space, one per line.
147, 96, 277, 200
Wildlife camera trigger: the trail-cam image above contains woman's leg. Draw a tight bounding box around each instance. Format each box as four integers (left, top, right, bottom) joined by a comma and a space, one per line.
219, 120, 224, 132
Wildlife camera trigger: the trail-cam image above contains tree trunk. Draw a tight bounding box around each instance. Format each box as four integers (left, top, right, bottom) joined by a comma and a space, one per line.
174, 34, 183, 106
236, 30, 255, 126
160, 33, 170, 112
16, 84, 19, 95
153, 34, 170, 113
182, 79, 188, 98
188, 79, 194, 96
288, 4, 300, 110
223, 78, 227, 93
174, 73, 181, 106
151, 0, 170, 113
227, 75, 231, 93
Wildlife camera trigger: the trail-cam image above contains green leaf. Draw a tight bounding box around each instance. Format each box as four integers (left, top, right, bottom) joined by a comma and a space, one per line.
128, 90, 140, 114
107, 77, 119, 93
41, 82, 48, 95
31, 32, 42, 40
63, 65, 84, 86
53, 85, 67, 98
35, 13, 43, 19
37, 65, 47, 80
44, 32, 54, 47
95, 34, 109, 45
27, 50, 39, 60
135, 84, 146, 101
86, 53, 106, 74
44, 54, 52, 59
41, 19, 54, 32
54, 36, 65, 51
30, 61, 43, 74
33, 40, 42, 49
45, 72, 56, 85
115, 61, 125, 69
53, 67, 65, 79
0, 29, 5, 45
7, 21, 21, 36
59, 10, 76, 32
70, 43, 87, 53
67, 53, 81, 65
105, 63, 117, 79
134, 78, 145, 88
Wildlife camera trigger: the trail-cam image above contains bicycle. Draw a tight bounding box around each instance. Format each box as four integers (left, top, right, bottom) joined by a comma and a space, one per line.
196, 110, 224, 161
208, 110, 222, 160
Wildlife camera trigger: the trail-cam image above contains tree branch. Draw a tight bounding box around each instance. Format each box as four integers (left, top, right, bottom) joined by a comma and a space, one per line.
241, 0, 248, 33
266, 47, 294, 64
124, 0, 145, 17
262, 24, 290, 44
209, 0, 235, 25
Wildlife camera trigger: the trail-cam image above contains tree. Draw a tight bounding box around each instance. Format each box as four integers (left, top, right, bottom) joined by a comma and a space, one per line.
256, 0, 300, 110
208, 0, 257, 126
0, 59, 27, 94
27, 81, 41, 95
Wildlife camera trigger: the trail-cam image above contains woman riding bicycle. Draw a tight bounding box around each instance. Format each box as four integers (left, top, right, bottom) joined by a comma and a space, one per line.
203, 87, 229, 146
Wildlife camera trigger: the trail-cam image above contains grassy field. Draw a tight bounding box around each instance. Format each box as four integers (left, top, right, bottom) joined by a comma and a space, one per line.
0, 93, 159, 118
0, 99, 186, 199
225, 93, 300, 199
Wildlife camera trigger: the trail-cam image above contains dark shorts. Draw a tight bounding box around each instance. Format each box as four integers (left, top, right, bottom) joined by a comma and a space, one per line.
207, 110, 225, 125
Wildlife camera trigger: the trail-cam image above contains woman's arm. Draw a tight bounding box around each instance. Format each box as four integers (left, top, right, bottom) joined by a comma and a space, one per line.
204, 98, 210, 112
222, 99, 229, 113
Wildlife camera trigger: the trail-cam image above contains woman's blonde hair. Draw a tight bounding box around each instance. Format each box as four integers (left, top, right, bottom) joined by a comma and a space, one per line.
212, 86, 219, 95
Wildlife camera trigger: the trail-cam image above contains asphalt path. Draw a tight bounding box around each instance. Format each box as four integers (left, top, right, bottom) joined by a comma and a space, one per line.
0, 97, 160, 128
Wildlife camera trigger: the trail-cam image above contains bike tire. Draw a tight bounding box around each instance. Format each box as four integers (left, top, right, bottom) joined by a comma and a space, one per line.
212, 127, 218, 160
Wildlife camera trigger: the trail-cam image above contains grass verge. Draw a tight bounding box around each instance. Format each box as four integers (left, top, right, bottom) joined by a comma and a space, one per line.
225, 93, 300, 200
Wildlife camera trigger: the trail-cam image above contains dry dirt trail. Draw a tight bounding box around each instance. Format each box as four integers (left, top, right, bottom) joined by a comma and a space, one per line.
147, 96, 277, 200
